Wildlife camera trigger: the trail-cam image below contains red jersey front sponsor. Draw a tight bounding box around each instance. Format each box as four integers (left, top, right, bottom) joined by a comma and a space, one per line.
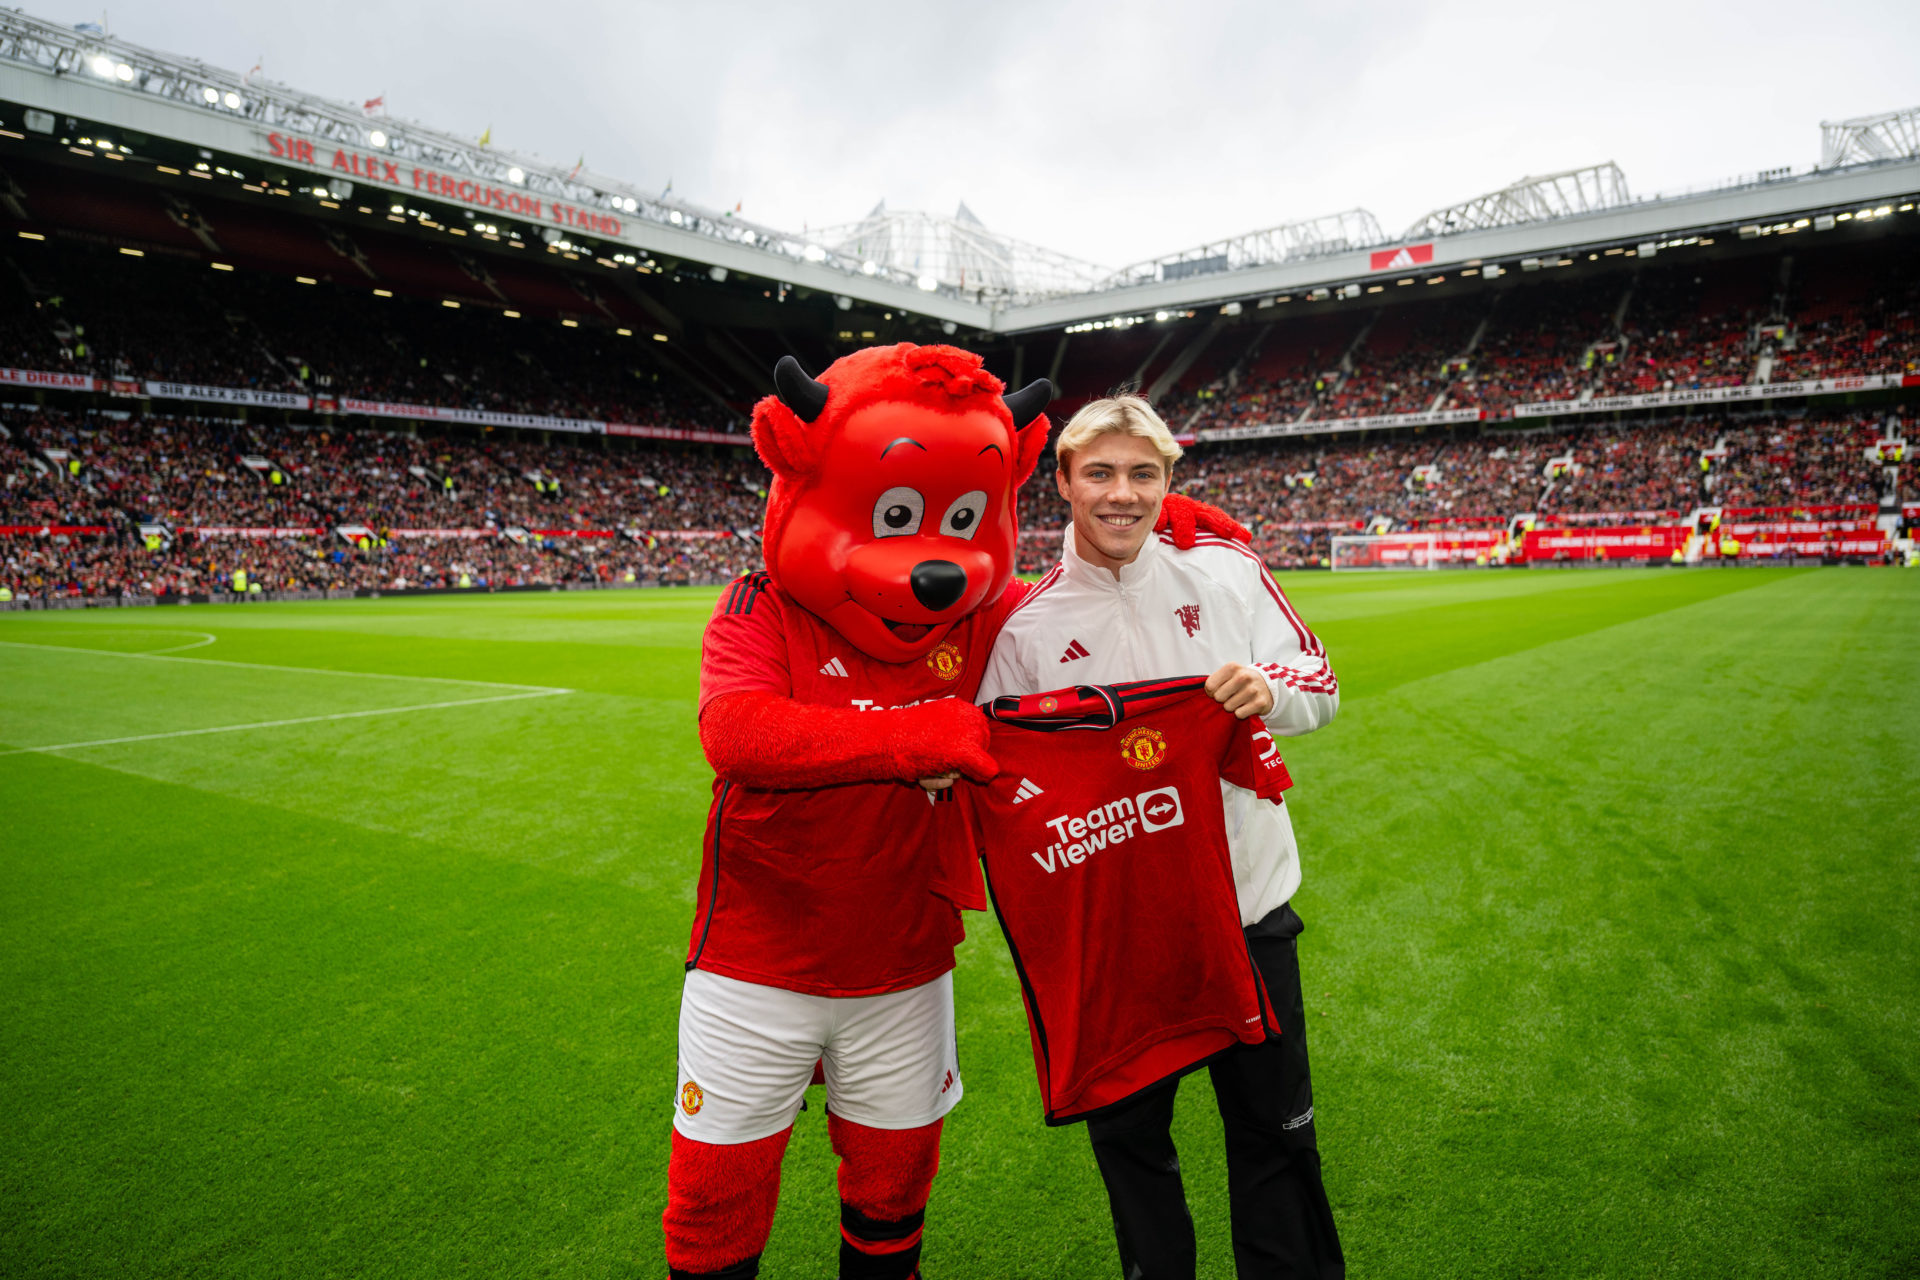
966, 678, 1291, 1124
692, 573, 1011, 998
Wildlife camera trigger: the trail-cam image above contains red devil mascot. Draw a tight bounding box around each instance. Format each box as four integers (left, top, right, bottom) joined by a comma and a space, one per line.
663, 343, 1246, 1278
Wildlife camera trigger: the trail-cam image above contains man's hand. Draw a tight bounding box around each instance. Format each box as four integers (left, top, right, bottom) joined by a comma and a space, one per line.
1205, 662, 1274, 720
918, 771, 961, 792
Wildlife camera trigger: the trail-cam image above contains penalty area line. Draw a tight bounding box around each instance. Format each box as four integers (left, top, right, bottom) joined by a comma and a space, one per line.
0, 689, 573, 757
0, 639, 568, 694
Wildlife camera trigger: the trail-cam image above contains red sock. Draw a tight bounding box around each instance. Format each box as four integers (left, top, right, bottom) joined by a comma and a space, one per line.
662, 1127, 791, 1278
830, 1114, 942, 1280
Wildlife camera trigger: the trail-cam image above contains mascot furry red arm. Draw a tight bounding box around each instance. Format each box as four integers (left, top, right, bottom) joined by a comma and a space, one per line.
663, 343, 1248, 1279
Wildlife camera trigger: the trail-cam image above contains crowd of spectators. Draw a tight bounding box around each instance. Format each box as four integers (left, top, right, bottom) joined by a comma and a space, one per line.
6, 241, 743, 431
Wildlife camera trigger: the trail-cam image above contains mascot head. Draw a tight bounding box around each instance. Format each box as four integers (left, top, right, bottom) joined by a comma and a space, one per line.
751, 342, 1052, 664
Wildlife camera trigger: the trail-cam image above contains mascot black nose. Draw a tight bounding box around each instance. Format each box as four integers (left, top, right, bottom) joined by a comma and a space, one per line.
910, 560, 968, 611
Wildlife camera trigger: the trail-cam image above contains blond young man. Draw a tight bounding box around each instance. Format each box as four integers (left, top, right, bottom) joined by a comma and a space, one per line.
976, 396, 1344, 1280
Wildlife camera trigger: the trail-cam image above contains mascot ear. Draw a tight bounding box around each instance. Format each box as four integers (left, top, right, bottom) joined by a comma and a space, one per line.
750, 356, 832, 479
1005, 378, 1054, 487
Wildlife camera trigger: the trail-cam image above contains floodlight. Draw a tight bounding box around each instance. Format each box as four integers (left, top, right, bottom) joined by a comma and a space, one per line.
860, 260, 878, 276
369, 130, 387, 148
941, 321, 957, 335
1155, 310, 1169, 321
506, 166, 525, 183
223, 91, 241, 109
802, 244, 826, 262
710, 266, 728, 282
390, 203, 404, 213
89, 54, 113, 77
669, 210, 684, 225
915, 274, 937, 291
115, 63, 133, 81
202, 86, 219, 103
834, 295, 852, 310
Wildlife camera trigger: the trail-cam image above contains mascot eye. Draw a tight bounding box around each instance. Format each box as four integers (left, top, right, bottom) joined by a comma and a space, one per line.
872, 486, 925, 538
939, 490, 988, 540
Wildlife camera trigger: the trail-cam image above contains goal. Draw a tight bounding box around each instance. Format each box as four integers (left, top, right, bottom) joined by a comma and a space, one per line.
1330, 531, 1500, 571
1331, 533, 1439, 571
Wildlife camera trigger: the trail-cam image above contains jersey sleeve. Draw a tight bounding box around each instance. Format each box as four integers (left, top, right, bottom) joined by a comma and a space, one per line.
698, 573, 791, 713
1242, 555, 1339, 737
1218, 712, 1293, 801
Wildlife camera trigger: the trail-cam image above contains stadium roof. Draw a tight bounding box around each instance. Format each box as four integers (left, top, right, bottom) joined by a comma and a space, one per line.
2, 9, 1917, 336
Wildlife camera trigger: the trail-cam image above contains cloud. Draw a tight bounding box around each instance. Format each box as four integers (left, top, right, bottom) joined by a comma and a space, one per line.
95, 0, 1920, 267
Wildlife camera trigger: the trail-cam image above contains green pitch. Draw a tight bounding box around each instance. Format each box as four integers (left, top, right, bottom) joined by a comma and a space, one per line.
2, 568, 1915, 1278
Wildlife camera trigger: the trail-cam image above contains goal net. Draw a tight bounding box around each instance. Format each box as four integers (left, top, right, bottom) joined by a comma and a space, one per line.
1330, 532, 1499, 571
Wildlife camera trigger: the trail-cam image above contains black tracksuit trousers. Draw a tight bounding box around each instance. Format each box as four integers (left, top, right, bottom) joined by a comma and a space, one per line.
1085, 903, 1344, 1280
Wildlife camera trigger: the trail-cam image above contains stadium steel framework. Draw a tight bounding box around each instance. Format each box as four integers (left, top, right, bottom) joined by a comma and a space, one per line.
2, 7, 1918, 335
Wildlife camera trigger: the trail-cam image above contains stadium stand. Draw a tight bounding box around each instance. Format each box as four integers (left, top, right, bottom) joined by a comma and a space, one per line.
1, 129, 1914, 600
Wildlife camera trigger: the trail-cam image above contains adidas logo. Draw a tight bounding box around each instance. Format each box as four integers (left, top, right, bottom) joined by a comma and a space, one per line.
1012, 778, 1044, 804
1059, 639, 1090, 663
819, 656, 849, 677
1385, 247, 1415, 269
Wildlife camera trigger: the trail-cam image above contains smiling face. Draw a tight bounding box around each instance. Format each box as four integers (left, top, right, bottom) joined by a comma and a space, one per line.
1056, 433, 1171, 574
771, 399, 1021, 663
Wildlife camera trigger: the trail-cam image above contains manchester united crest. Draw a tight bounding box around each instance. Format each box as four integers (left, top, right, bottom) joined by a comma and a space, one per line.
1120, 726, 1168, 771
926, 641, 965, 682
680, 1080, 705, 1116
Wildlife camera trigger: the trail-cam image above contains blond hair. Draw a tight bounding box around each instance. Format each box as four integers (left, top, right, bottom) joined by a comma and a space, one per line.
1055, 395, 1183, 473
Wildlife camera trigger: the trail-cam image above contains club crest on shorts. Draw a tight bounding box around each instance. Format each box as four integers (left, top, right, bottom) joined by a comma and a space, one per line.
680, 1080, 705, 1116
1120, 726, 1168, 771
925, 641, 964, 682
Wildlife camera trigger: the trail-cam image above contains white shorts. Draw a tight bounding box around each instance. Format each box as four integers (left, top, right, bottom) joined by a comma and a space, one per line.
674, 968, 963, 1144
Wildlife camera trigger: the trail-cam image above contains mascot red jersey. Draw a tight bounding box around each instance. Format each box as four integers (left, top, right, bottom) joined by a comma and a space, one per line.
664, 343, 1246, 1279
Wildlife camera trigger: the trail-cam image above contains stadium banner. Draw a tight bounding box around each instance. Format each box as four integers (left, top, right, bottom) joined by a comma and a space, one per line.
145, 381, 313, 410
335, 397, 600, 434
1369, 243, 1435, 272
262, 131, 623, 238
0, 366, 102, 391
1733, 534, 1887, 557
1519, 527, 1689, 559
179, 526, 324, 537
1729, 520, 1879, 536
0, 523, 111, 535
1512, 374, 1905, 418
606, 422, 746, 445
528, 529, 616, 539
1196, 406, 1485, 444
388, 529, 501, 539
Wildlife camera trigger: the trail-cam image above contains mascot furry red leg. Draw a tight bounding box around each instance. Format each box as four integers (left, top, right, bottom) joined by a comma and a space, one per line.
663, 343, 1248, 1277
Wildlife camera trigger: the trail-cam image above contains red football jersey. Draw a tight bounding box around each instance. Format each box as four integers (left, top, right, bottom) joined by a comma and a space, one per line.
966, 678, 1292, 1124
692, 572, 1011, 998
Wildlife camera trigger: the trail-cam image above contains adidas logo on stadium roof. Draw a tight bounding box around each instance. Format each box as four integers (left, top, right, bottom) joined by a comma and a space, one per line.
1059, 639, 1090, 663
819, 656, 849, 677
1012, 778, 1044, 804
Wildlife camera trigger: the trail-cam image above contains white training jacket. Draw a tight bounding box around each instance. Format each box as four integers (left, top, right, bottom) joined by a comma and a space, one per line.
976, 527, 1339, 925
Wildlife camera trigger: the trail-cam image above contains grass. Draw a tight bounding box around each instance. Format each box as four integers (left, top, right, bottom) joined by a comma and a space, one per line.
1, 568, 1915, 1278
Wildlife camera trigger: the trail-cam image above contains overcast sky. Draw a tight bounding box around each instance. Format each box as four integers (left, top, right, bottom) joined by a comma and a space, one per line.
90, 0, 1920, 267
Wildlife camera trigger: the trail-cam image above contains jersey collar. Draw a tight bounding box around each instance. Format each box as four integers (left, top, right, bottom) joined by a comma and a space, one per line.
1062, 519, 1164, 591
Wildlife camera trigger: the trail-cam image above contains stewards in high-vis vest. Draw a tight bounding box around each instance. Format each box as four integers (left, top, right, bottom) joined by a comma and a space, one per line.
232, 568, 248, 594
458, 571, 473, 588
0, 585, 13, 601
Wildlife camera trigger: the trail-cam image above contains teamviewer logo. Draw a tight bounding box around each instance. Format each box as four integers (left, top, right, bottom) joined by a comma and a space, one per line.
1135, 787, 1184, 833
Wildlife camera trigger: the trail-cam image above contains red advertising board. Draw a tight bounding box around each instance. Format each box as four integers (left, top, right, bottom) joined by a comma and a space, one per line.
1519, 528, 1690, 561
1368, 243, 1434, 272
